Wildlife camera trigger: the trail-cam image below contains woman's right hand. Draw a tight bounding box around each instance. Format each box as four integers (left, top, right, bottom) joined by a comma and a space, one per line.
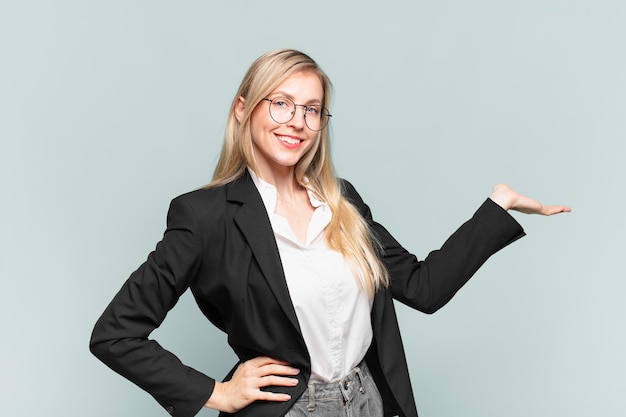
489, 183, 571, 215
204, 356, 301, 413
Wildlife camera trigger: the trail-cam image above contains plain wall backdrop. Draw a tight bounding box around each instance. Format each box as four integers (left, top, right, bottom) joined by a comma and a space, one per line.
1, 1, 624, 416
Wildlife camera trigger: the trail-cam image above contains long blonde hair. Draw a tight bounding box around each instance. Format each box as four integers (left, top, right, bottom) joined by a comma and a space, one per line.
210, 48, 388, 296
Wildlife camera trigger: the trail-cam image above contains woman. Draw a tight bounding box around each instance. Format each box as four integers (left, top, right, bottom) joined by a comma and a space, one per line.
90, 49, 570, 417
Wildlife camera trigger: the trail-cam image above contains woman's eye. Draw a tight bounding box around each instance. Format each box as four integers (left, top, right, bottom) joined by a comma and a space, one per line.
306, 106, 320, 116
273, 100, 289, 108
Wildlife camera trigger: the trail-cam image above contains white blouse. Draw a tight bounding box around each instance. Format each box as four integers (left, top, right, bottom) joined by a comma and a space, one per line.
249, 170, 373, 382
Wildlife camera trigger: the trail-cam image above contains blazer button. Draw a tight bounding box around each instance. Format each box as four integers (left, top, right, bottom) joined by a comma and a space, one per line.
166, 405, 175, 415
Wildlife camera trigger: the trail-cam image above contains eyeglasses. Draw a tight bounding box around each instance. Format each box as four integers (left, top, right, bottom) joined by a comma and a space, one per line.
262, 97, 332, 132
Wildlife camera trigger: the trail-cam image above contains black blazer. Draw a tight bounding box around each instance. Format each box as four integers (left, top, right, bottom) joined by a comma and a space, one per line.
90, 171, 525, 417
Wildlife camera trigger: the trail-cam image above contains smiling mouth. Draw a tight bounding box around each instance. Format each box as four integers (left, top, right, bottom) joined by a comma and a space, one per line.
276, 135, 303, 145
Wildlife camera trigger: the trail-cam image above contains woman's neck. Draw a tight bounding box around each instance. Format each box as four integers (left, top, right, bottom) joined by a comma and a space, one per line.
254, 165, 302, 203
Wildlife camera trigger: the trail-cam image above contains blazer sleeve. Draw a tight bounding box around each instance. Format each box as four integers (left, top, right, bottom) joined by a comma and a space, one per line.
90, 195, 215, 417
341, 180, 526, 313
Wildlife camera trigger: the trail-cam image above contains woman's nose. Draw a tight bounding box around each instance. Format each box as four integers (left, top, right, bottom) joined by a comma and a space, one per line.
287, 106, 307, 129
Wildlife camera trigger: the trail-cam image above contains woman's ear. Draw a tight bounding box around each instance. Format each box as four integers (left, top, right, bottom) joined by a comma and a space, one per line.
234, 96, 245, 123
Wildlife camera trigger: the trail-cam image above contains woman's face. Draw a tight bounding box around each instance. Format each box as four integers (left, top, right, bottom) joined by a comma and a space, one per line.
242, 71, 323, 179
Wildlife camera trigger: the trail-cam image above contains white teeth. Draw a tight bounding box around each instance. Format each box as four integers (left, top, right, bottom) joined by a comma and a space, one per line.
277, 135, 301, 145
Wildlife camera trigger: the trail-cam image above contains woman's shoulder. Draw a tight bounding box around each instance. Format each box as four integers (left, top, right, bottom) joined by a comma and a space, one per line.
165, 183, 233, 221
336, 178, 373, 220
173, 184, 226, 204
337, 177, 365, 204
169, 173, 257, 212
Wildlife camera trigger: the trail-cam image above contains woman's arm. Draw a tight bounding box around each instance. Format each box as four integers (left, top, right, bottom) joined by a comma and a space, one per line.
90, 196, 214, 417
341, 180, 568, 314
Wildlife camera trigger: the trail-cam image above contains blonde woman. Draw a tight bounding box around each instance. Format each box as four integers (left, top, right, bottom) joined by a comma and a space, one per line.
90, 49, 570, 417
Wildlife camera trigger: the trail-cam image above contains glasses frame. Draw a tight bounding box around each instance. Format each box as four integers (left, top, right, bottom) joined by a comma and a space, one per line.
262, 97, 332, 132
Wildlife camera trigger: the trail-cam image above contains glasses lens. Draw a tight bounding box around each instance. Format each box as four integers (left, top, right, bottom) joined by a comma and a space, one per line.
304, 106, 322, 131
306, 108, 331, 132
268, 98, 295, 124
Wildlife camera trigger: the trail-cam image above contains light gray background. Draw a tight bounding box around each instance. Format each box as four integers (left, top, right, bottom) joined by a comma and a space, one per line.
1, 1, 624, 416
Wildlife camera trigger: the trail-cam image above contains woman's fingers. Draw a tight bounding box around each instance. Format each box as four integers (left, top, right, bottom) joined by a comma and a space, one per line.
247, 356, 291, 367
259, 374, 300, 387
240, 357, 300, 381
540, 205, 572, 215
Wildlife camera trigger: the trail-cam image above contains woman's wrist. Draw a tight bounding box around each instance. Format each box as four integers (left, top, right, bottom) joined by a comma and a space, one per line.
489, 184, 515, 211
204, 381, 227, 411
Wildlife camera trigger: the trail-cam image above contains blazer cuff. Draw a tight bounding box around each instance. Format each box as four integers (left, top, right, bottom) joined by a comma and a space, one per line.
158, 374, 215, 417
481, 197, 526, 248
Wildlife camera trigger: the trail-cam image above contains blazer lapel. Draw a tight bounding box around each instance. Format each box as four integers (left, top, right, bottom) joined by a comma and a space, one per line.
226, 172, 302, 335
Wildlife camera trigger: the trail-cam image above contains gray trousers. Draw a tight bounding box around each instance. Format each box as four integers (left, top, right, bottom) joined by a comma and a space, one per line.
285, 362, 384, 417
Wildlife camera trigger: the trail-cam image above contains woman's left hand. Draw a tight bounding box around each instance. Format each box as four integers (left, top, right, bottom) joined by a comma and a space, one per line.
489, 184, 571, 215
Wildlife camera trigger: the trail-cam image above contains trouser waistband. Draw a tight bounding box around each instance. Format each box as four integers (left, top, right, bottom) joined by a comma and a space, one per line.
297, 362, 371, 411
